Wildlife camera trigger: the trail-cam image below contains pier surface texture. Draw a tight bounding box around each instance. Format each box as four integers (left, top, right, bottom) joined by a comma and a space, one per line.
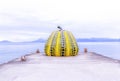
0, 52, 120, 81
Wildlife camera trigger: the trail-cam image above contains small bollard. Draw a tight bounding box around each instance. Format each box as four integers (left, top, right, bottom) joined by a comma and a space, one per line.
21, 56, 26, 61
36, 49, 40, 53
84, 48, 88, 53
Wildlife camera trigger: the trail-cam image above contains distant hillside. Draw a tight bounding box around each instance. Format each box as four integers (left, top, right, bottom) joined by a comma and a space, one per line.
0, 40, 11, 43
32, 38, 120, 42
0, 38, 120, 43
30, 39, 46, 43
76, 38, 120, 42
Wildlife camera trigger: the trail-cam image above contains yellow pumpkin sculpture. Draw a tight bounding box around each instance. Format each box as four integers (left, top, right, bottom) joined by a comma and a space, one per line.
44, 26, 79, 56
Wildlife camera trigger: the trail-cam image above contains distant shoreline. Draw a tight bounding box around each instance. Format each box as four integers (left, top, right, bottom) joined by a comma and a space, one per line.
0, 41, 120, 44
0, 38, 120, 43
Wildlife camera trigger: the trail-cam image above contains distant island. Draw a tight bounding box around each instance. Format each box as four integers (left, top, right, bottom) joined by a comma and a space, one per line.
0, 40, 12, 43
31, 38, 120, 42
0, 38, 120, 43
76, 38, 120, 42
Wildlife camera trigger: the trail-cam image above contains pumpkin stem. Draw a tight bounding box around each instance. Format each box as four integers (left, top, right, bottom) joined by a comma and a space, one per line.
57, 26, 63, 31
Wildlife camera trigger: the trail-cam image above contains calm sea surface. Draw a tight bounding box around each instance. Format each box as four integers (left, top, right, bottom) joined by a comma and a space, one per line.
0, 42, 120, 64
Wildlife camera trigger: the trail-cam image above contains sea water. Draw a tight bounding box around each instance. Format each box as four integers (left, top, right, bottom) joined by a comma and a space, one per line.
0, 42, 120, 64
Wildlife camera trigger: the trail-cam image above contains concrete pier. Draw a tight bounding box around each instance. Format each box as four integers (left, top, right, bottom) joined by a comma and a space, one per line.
0, 52, 120, 81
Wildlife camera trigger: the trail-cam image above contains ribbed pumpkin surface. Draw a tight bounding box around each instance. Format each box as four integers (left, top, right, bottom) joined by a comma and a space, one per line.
44, 30, 79, 56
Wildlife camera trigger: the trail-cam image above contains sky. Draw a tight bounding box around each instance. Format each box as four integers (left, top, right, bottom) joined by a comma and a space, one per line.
0, 0, 120, 42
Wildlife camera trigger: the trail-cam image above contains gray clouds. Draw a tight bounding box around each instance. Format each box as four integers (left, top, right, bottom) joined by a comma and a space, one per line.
0, 0, 120, 41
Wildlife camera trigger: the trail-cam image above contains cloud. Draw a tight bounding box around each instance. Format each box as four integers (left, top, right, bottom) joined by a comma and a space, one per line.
0, 0, 120, 41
